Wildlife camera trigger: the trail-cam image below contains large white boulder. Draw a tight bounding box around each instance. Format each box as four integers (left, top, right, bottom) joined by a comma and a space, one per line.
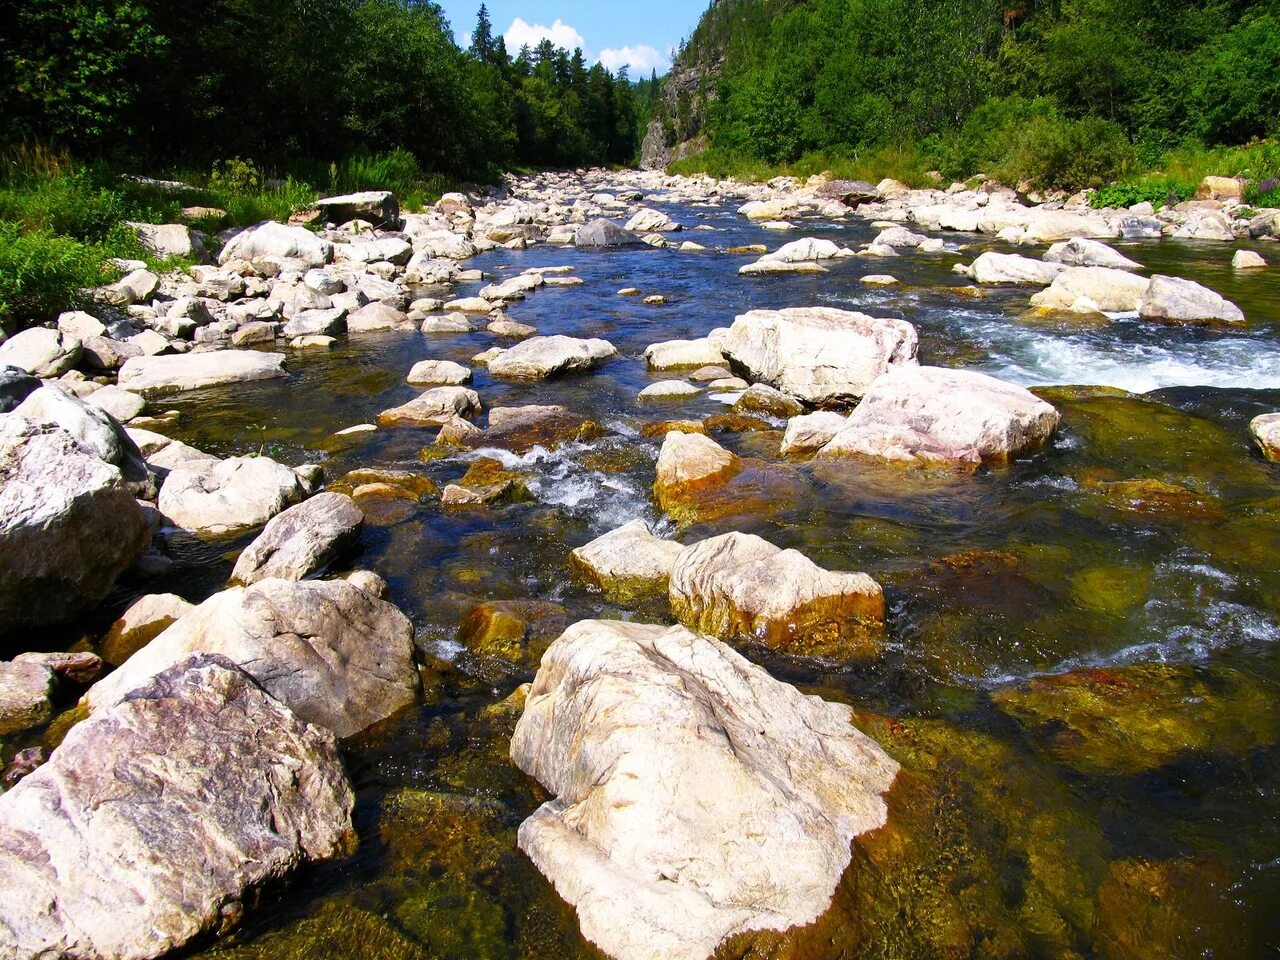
761, 237, 842, 262
487, 335, 617, 380
0, 328, 82, 378
157, 456, 307, 535
219, 221, 333, 266
569, 519, 683, 602
1043, 237, 1142, 270
721, 307, 919, 404
1028, 267, 1152, 314
644, 337, 726, 370
118, 351, 287, 396
967, 252, 1067, 286
818, 365, 1060, 465
86, 578, 419, 738
230, 492, 363, 585
0, 655, 354, 960
1138, 275, 1246, 326
510, 619, 899, 960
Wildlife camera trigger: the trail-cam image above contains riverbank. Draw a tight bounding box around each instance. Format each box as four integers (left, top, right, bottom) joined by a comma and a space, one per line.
2, 166, 1280, 959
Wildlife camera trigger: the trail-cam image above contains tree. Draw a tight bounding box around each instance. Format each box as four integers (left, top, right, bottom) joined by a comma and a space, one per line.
470, 3, 496, 63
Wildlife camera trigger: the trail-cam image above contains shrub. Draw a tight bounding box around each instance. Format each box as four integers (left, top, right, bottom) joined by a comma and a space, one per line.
0, 170, 127, 241
996, 116, 1136, 190
209, 158, 264, 194
1245, 177, 1280, 208
0, 224, 109, 331
1090, 177, 1195, 210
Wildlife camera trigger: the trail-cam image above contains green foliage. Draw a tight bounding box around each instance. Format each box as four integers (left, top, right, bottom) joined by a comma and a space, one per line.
208, 158, 263, 194
995, 116, 1136, 190
0, 224, 109, 331
1089, 179, 1194, 210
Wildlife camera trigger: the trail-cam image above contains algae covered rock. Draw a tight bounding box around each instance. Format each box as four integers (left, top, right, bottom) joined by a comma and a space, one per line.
568, 519, 683, 603
456, 599, 569, 680
510, 619, 898, 960
653, 430, 741, 513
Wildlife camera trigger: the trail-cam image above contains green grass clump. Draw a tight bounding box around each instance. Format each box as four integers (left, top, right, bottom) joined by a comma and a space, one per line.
0, 224, 114, 332
1090, 177, 1195, 210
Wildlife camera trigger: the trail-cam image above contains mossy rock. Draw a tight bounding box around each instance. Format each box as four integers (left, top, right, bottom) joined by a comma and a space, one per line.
203, 901, 426, 960
660, 458, 807, 528
456, 600, 569, 681
1069, 562, 1152, 617
330, 468, 439, 500
702, 413, 774, 434
992, 661, 1280, 776
640, 418, 706, 438
1081, 477, 1223, 522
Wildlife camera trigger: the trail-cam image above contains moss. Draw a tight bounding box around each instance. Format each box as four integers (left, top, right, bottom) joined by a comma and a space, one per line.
456, 600, 569, 682
1069, 563, 1152, 617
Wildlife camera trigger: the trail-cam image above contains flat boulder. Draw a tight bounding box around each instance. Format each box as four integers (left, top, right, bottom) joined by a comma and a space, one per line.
967, 252, 1066, 286
1138, 275, 1246, 326
817, 179, 881, 205
510, 619, 898, 960
818, 365, 1060, 465
230, 493, 363, 585
1043, 238, 1142, 270
157, 455, 307, 536
670, 532, 885, 659
1029, 267, 1152, 314
377, 386, 481, 427
406, 359, 472, 385
569, 519, 683, 603
0, 655, 354, 960
0, 417, 149, 632
118, 351, 287, 397
760, 237, 842, 262
86, 578, 420, 738
487, 335, 617, 380
722, 306, 919, 404
315, 191, 399, 228
219, 221, 333, 267
644, 337, 726, 370
574, 219, 643, 248
0, 328, 82, 378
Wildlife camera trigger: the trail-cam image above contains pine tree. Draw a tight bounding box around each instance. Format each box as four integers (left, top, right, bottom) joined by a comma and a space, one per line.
470, 3, 495, 63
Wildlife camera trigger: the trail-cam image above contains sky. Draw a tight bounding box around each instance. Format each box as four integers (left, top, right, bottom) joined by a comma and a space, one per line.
435, 1, 703, 76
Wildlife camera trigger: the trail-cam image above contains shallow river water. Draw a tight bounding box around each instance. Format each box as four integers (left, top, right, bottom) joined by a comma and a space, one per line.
123, 195, 1280, 958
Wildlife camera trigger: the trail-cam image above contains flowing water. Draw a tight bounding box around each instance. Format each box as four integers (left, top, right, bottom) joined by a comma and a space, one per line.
86, 196, 1280, 957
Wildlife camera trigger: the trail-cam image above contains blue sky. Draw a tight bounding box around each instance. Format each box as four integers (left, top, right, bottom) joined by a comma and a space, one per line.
435, 1, 703, 75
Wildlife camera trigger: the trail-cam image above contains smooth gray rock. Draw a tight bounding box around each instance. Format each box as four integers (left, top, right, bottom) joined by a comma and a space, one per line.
0, 329, 82, 378
230, 493, 364, 585
315, 191, 399, 229
118, 351, 287, 396
1138, 275, 1246, 326
0, 365, 39, 412
574, 218, 643, 248
487, 335, 617, 380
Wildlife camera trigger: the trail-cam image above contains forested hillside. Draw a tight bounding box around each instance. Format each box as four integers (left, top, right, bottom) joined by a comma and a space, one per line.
0, 1, 653, 177
653, 0, 1280, 190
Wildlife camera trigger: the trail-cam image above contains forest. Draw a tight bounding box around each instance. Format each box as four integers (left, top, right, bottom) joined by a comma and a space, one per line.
660, 0, 1280, 195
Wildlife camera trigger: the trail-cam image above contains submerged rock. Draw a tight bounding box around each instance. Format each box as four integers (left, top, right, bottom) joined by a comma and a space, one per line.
569, 519, 683, 603
1250, 412, 1280, 462
86, 578, 420, 738
721, 306, 918, 405
230, 492, 363, 585
487, 336, 617, 380
118, 351, 288, 397
158, 455, 307, 536
457, 599, 569, 681
468, 404, 605, 453
818, 366, 1060, 465
670, 532, 885, 659
0, 654, 354, 960
0, 417, 149, 632
510, 619, 898, 960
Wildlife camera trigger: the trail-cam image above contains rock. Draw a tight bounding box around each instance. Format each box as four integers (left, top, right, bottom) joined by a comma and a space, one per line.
377, 386, 481, 427
1138, 275, 1245, 326
760, 237, 842, 262
1016, 209, 1118, 243
347, 301, 410, 332
639, 380, 700, 400
625, 208, 681, 232
421, 313, 476, 334
86, 579, 420, 738
653, 431, 741, 513
670, 532, 885, 658
479, 273, 544, 302
102, 268, 160, 306
873, 226, 931, 249
444, 296, 494, 314
968, 252, 1067, 285
406, 359, 471, 385
861, 274, 899, 286
282, 307, 347, 338
510, 619, 898, 960
1248, 210, 1280, 240
13, 386, 152, 493
1029, 267, 1152, 313
818, 365, 1060, 465
126, 427, 219, 475
219, 222, 333, 267
0, 661, 54, 735
739, 259, 829, 275
1233, 249, 1267, 270
734, 382, 804, 418
0, 365, 39, 412
118, 351, 287, 396
290, 334, 336, 349
644, 337, 726, 370
0, 328, 82, 378
1196, 176, 1243, 201
470, 404, 605, 453
80, 335, 142, 372
569, 519, 683, 603
56, 310, 105, 339
1043, 238, 1143, 270
643, 295, 667, 305
315, 191, 399, 228
157, 455, 307, 536
0, 655, 354, 960
229, 321, 276, 346
132, 222, 204, 260
230, 493, 363, 585
574, 219, 642, 248
1172, 210, 1235, 242
440, 457, 532, 508
0, 417, 149, 632
101, 593, 195, 666
817, 179, 881, 205
722, 307, 919, 405
487, 335, 617, 380
12, 651, 102, 686
781, 411, 849, 456
1250, 412, 1280, 462
487, 316, 537, 338
457, 600, 569, 679
85, 384, 146, 422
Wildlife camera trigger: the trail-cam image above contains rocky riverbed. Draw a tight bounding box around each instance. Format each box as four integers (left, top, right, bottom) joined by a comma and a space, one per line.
1, 168, 1280, 959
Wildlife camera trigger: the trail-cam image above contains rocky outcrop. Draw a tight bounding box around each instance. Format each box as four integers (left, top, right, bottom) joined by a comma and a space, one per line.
569, 519, 683, 603
230, 493, 363, 585
0, 655, 354, 960
721, 307, 918, 405
487, 336, 617, 380
0, 417, 148, 632
669, 532, 885, 659
818, 366, 1060, 465
86, 578, 419, 738
510, 619, 899, 960
118, 351, 288, 396
157, 455, 307, 536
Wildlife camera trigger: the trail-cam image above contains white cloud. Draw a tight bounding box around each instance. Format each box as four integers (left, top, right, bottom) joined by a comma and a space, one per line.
503, 17, 587, 54
598, 44, 671, 74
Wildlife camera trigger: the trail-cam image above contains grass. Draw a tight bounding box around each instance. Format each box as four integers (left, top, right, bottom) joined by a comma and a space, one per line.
669, 144, 939, 188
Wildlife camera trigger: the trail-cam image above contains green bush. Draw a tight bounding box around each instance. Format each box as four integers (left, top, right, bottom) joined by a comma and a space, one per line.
0, 224, 109, 331
996, 116, 1136, 190
1089, 177, 1195, 210
937, 96, 1058, 182
1245, 177, 1280, 208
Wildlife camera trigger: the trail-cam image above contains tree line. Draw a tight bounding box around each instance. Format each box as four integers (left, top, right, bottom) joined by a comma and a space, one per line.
0, 1, 657, 178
